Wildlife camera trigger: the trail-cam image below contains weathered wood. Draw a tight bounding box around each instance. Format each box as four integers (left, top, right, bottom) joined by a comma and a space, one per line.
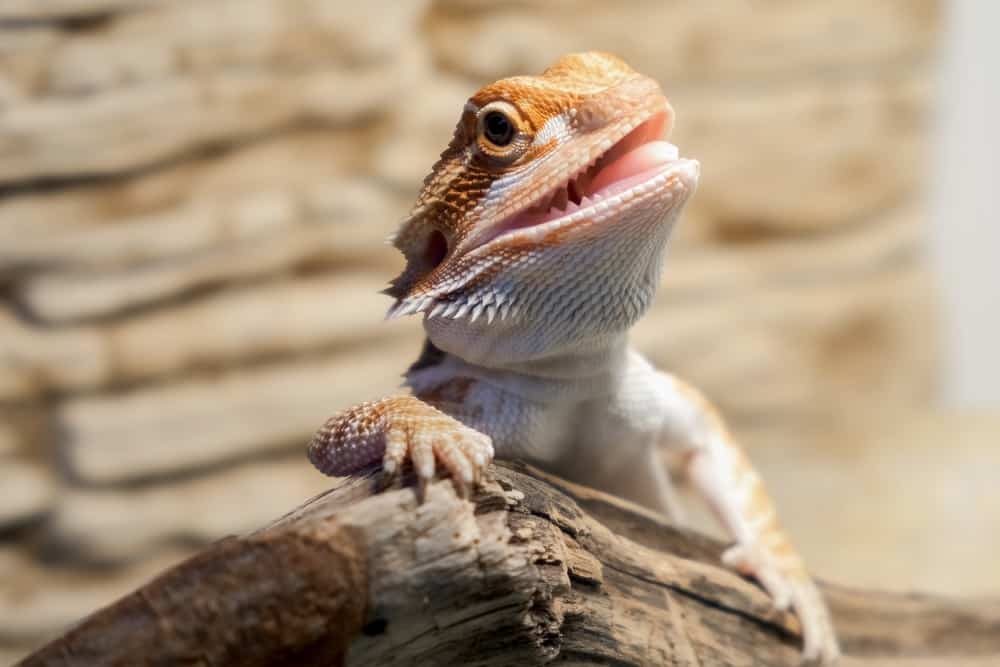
16, 462, 1000, 666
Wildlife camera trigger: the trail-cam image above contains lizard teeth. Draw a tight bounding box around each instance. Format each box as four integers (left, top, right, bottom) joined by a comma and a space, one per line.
551, 187, 568, 211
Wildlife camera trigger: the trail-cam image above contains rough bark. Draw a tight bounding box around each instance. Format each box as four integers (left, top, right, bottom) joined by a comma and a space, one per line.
16, 462, 1000, 666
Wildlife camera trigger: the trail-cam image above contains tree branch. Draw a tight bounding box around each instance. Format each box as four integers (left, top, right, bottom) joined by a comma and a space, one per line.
18, 462, 1000, 666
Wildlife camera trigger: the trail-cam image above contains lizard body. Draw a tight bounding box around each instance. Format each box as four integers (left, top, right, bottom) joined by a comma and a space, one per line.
309, 52, 840, 664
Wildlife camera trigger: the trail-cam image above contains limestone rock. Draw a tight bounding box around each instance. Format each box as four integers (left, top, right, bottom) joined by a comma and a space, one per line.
47, 457, 333, 563
58, 339, 419, 483
0, 547, 193, 646
0, 461, 55, 529
0, 646, 30, 666
673, 72, 929, 237
428, 0, 938, 84
5, 1, 429, 89
637, 206, 935, 424
0, 0, 432, 183
0, 421, 17, 456
0, 310, 107, 401
40, 0, 428, 95
371, 73, 475, 193
16, 219, 395, 323
0, 64, 407, 184
104, 272, 418, 382
0, 1, 163, 20
754, 412, 1000, 596
0, 133, 389, 273
1, 269, 415, 401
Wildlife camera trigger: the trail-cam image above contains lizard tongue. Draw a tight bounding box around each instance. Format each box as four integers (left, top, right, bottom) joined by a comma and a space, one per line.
479, 139, 681, 243
586, 141, 679, 198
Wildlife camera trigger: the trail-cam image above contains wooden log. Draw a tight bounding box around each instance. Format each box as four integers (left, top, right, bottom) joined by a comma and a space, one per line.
17, 462, 1000, 666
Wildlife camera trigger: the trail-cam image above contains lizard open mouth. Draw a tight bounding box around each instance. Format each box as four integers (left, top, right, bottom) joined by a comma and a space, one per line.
485, 111, 694, 245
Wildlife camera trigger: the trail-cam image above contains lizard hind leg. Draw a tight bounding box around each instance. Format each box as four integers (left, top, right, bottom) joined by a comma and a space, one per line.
655, 372, 841, 665
647, 443, 688, 525
308, 396, 494, 498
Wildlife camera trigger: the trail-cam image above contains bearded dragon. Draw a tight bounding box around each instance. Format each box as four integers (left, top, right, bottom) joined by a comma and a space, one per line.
308, 52, 840, 664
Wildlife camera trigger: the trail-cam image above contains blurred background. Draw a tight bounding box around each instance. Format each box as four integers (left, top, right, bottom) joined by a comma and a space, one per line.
0, 0, 997, 662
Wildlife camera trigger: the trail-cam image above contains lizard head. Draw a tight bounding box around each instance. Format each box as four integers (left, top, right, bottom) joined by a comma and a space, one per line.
386, 52, 699, 364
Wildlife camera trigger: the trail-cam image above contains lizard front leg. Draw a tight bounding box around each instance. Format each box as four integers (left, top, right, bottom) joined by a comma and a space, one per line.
307, 396, 494, 495
656, 372, 841, 665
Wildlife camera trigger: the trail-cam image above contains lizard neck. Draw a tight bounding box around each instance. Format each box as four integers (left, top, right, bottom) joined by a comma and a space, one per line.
406, 333, 630, 402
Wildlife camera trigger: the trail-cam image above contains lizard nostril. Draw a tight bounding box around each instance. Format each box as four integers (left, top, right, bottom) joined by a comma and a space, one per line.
424, 230, 448, 268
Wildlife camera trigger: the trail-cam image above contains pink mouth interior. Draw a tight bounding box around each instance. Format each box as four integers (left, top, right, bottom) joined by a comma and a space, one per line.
494, 112, 678, 236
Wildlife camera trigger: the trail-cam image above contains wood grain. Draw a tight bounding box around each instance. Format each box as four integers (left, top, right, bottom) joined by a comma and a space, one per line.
17, 463, 1000, 666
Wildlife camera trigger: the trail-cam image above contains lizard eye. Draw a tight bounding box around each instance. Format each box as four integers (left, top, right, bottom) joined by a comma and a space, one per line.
474, 101, 525, 160
482, 111, 514, 147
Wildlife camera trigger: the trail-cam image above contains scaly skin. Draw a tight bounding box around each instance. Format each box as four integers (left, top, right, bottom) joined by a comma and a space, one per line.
308, 52, 840, 664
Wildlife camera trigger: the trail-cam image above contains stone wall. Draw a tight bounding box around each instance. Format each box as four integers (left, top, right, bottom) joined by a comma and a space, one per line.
0, 1, 940, 660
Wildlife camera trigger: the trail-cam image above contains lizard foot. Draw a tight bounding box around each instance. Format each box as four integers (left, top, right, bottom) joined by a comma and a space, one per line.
723, 542, 841, 665
308, 396, 494, 498
380, 408, 494, 498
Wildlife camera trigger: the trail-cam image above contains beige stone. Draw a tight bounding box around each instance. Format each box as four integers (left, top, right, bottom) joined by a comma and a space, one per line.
0, 0, 434, 183
0, 25, 58, 101
106, 271, 418, 382
15, 225, 327, 323
0, 408, 46, 457
0, 133, 381, 272
371, 73, 476, 193
16, 200, 400, 323
635, 206, 934, 423
672, 72, 929, 236
58, 338, 420, 483
43, 0, 428, 94
645, 262, 933, 426
0, 61, 411, 183
0, 646, 30, 666
754, 412, 1000, 596
48, 457, 333, 563
0, 460, 56, 529
428, 0, 938, 83
0, 547, 193, 646
0, 1, 163, 21
0, 309, 107, 401
2, 0, 429, 95
1, 267, 413, 401
0, 421, 17, 456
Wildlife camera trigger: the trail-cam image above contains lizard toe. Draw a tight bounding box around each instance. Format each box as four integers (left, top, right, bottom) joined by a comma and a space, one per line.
433, 435, 476, 496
